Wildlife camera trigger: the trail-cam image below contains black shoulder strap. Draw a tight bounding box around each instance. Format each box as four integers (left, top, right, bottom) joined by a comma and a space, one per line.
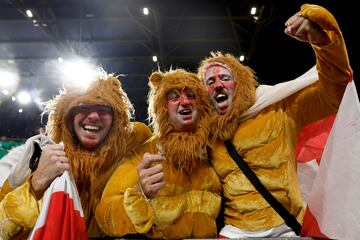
224, 140, 301, 236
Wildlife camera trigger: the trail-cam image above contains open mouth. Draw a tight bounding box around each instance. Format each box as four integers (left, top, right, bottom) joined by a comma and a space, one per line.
215, 93, 228, 103
83, 125, 100, 132
179, 109, 192, 115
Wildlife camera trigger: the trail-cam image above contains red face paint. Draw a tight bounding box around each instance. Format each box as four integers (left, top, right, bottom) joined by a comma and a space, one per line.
204, 65, 236, 114
167, 88, 199, 131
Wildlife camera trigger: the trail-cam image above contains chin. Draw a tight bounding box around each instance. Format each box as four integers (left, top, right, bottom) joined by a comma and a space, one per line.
81, 140, 99, 150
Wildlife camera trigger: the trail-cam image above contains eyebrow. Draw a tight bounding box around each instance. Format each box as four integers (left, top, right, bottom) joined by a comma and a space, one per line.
206, 73, 232, 80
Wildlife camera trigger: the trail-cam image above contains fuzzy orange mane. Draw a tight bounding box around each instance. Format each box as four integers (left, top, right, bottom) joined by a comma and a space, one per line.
148, 69, 212, 174
198, 52, 259, 141
43, 76, 134, 223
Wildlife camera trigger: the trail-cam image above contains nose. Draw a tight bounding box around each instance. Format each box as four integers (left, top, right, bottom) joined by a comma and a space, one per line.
213, 79, 224, 91
179, 95, 191, 106
86, 111, 100, 121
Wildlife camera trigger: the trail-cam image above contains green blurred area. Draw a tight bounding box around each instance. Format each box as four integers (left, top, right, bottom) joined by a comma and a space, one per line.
0, 141, 24, 159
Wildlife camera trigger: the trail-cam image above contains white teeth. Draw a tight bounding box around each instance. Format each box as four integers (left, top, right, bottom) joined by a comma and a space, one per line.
215, 93, 228, 103
83, 125, 100, 131
179, 109, 191, 115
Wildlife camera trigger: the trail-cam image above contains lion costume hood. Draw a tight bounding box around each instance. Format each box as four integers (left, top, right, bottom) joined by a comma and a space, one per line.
148, 69, 212, 174
198, 52, 259, 141
44, 75, 134, 224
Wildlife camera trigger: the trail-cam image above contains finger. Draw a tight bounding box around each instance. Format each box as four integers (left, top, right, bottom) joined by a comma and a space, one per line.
45, 144, 64, 151
285, 12, 300, 27
147, 181, 165, 199
144, 163, 163, 176
152, 181, 165, 190
146, 171, 164, 185
295, 19, 312, 39
55, 160, 70, 173
150, 181, 165, 193
57, 156, 69, 164
299, 20, 330, 45
138, 164, 163, 182
285, 14, 305, 36
138, 153, 165, 169
61, 162, 71, 171
44, 148, 66, 158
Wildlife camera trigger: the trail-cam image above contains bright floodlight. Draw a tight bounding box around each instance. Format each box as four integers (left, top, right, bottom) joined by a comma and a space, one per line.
18, 108, 23, 113
239, 55, 245, 62
58, 57, 64, 63
0, 70, 19, 97
17, 91, 31, 104
61, 58, 100, 89
0, 71, 19, 88
152, 55, 158, 62
26, 9, 33, 18
250, 7, 257, 15
143, 7, 149, 15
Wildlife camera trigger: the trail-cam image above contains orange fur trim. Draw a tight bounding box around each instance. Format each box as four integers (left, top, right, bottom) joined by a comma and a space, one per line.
43, 76, 135, 220
198, 52, 258, 141
148, 69, 211, 174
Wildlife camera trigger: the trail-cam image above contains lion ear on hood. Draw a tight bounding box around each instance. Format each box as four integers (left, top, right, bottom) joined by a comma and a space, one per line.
149, 72, 163, 86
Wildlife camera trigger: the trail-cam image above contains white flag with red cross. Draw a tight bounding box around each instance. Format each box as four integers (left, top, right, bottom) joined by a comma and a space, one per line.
297, 79, 360, 239
28, 171, 87, 240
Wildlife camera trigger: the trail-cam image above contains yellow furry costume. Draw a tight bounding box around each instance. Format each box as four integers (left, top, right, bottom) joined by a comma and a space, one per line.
197, 4, 351, 232
0, 76, 152, 239
95, 69, 222, 239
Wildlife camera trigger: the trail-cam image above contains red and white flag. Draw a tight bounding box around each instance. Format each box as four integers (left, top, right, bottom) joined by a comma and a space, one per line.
28, 171, 87, 240
297, 79, 360, 239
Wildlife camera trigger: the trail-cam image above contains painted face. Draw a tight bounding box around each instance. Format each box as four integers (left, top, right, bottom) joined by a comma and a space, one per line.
71, 103, 113, 149
167, 88, 199, 131
204, 65, 236, 115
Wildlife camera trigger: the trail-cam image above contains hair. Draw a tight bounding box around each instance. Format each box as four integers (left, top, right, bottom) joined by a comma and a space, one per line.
42, 75, 135, 221
147, 69, 212, 173
198, 51, 259, 141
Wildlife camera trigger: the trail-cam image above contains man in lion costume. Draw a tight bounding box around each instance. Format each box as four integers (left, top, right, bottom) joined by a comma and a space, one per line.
197, 4, 351, 238
95, 69, 222, 239
0, 75, 152, 239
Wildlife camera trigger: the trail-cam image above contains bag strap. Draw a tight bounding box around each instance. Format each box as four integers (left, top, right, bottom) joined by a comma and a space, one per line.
224, 140, 301, 236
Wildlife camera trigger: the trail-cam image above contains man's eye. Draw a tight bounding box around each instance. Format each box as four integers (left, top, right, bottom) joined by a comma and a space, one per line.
206, 79, 214, 85
167, 93, 179, 101
187, 94, 195, 99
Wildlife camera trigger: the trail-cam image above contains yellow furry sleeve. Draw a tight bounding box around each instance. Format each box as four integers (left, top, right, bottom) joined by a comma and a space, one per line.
288, 4, 351, 129
0, 180, 41, 239
0, 180, 13, 201
95, 151, 153, 236
301, 4, 350, 89
125, 122, 152, 154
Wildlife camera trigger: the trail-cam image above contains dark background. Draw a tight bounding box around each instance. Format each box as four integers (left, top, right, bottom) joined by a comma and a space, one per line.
0, 0, 358, 140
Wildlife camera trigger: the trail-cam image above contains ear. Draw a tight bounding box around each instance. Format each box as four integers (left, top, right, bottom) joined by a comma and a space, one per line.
108, 76, 121, 88
149, 72, 163, 85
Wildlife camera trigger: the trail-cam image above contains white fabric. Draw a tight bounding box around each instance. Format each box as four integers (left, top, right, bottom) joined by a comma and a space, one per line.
307, 80, 360, 239
7, 134, 54, 189
0, 134, 54, 188
219, 223, 296, 238
297, 159, 319, 206
240, 65, 318, 122
0, 144, 25, 186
